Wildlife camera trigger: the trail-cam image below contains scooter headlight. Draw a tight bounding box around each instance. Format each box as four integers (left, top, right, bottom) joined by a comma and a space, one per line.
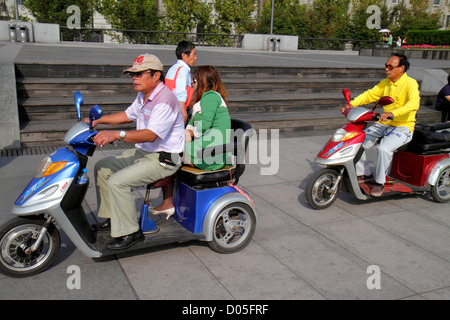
35, 156, 68, 178
331, 128, 358, 142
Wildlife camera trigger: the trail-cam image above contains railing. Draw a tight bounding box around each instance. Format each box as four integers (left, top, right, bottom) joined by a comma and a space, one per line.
297, 37, 377, 50
60, 27, 244, 48
60, 26, 377, 51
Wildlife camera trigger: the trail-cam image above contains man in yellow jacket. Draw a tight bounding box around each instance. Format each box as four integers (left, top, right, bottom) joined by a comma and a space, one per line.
341, 53, 420, 196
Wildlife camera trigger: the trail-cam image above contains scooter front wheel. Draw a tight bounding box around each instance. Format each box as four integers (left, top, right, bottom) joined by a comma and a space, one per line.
305, 168, 341, 210
430, 164, 450, 203
0, 216, 60, 278
209, 203, 256, 254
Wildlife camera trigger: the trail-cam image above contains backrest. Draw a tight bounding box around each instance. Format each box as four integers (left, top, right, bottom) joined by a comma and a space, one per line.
179, 119, 253, 188
229, 119, 253, 179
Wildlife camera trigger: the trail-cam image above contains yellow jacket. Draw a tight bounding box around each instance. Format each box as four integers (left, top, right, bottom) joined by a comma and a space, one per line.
351, 73, 420, 132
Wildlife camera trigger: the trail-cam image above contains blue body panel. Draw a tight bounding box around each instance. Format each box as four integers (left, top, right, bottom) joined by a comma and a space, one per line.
14, 148, 80, 206
174, 182, 236, 234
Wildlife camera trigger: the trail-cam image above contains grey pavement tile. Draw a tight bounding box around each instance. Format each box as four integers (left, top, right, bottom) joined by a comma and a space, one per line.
385, 196, 450, 228
247, 190, 307, 235
420, 287, 450, 300
365, 210, 450, 262
313, 218, 450, 294
190, 241, 325, 300
0, 259, 135, 300
255, 226, 414, 300
333, 191, 407, 218
117, 245, 233, 300
248, 182, 355, 227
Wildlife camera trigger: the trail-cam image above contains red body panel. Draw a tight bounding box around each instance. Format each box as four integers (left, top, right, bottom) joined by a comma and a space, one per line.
317, 123, 365, 159
390, 151, 450, 187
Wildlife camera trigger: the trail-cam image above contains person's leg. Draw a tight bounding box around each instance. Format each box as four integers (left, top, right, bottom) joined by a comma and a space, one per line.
374, 126, 412, 185
355, 123, 387, 177
106, 150, 179, 238
94, 148, 142, 220
154, 182, 175, 211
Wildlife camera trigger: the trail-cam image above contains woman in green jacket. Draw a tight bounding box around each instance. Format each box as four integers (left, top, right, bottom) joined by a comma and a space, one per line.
184, 65, 231, 170
153, 66, 231, 219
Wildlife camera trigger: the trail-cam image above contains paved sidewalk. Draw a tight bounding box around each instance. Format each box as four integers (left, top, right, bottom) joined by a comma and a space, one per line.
0, 134, 449, 300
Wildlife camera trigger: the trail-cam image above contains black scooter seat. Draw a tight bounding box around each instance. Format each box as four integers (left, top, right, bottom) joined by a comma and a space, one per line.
405, 122, 450, 154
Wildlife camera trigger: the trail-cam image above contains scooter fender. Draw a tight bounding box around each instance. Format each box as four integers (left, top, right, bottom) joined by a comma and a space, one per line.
202, 191, 257, 242
427, 157, 450, 186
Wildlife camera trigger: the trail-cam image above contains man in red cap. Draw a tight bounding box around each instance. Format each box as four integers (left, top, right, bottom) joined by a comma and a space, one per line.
87, 53, 185, 250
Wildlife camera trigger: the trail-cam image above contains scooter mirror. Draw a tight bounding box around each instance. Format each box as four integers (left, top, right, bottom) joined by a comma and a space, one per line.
371, 96, 394, 111
74, 91, 83, 122
89, 105, 103, 132
343, 89, 351, 106
378, 96, 394, 106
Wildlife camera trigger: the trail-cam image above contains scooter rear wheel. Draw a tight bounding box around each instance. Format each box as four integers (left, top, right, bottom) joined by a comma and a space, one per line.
209, 203, 256, 254
0, 216, 60, 278
305, 168, 341, 210
430, 165, 450, 203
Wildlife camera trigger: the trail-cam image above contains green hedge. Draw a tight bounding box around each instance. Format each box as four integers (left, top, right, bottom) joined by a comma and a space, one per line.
406, 30, 450, 46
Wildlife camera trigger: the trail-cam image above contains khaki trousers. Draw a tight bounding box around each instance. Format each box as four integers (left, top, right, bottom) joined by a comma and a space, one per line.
94, 148, 179, 238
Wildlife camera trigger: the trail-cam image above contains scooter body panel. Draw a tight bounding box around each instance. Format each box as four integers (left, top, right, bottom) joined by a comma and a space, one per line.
175, 181, 237, 234
390, 150, 450, 187
14, 148, 79, 209
317, 123, 364, 162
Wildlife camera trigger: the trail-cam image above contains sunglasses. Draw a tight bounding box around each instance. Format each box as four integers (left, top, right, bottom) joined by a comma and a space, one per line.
385, 64, 401, 71
129, 71, 151, 78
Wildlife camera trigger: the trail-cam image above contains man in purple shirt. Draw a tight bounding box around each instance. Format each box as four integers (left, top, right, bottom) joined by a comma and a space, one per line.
88, 53, 185, 250
435, 73, 450, 122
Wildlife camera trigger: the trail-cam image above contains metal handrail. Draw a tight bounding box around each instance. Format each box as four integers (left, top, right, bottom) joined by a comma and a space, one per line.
60, 26, 377, 50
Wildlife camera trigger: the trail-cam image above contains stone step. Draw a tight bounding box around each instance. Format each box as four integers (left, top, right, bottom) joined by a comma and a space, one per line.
19, 105, 442, 147
17, 77, 381, 98
15, 63, 439, 146
18, 89, 436, 121
15, 63, 386, 79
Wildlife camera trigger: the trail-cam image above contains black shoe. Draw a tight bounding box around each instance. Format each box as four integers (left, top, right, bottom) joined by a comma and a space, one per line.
106, 230, 144, 250
93, 219, 111, 231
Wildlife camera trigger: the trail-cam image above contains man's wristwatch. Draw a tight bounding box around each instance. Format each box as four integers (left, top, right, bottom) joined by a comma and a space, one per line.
119, 130, 126, 141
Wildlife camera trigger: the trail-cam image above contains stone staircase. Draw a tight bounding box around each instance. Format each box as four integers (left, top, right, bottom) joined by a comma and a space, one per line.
15, 63, 441, 147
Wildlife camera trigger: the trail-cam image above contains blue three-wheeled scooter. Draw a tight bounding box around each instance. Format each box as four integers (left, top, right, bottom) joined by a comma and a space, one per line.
0, 91, 257, 278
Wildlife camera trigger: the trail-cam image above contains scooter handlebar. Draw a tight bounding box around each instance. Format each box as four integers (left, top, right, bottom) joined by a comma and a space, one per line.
373, 114, 393, 121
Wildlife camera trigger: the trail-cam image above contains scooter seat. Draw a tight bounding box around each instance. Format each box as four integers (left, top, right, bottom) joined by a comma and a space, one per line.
178, 165, 236, 189
406, 123, 450, 154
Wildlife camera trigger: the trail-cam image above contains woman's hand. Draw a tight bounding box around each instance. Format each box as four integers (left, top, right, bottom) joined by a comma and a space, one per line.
185, 129, 194, 143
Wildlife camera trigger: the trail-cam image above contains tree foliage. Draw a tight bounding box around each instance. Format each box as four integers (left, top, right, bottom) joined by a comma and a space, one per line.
161, 0, 212, 33
214, 0, 256, 34
95, 0, 159, 43
255, 0, 308, 36
22, 0, 444, 45
23, 0, 95, 27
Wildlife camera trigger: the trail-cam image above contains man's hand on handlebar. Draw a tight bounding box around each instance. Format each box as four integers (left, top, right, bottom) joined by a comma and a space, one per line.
341, 104, 353, 114
82, 118, 100, 128
379, 112, 394, 122
93, 130, 119, 148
